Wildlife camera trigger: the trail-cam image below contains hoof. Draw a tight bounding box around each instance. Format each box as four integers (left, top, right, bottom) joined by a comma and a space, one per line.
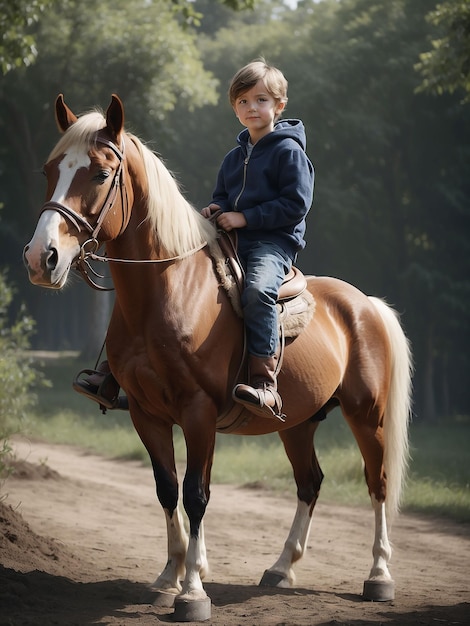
259, 569, 286, 587
173, 596, 211, 622
363, 579, 395, 602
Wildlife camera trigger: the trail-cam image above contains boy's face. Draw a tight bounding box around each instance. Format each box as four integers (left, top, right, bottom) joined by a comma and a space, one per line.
232, 79, 285, 144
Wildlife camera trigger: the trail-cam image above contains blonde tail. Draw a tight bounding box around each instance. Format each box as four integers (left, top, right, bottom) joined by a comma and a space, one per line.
369, 297, 413, 520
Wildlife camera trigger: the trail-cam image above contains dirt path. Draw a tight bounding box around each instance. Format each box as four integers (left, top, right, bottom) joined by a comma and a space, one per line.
1, 436, 469, 625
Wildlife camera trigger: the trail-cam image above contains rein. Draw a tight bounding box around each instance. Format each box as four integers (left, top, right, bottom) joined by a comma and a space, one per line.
77, 241, 209, 291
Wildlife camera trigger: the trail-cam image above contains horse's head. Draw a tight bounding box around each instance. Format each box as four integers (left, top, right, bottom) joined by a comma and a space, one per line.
23, 94, 130, 288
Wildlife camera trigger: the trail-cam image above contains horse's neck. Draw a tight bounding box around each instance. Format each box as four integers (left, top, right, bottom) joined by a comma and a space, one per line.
106, 233, 216, 324
106, 200, 160, 261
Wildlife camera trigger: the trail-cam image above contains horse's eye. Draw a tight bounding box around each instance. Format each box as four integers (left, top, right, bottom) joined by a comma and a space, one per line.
94, 170, 110, 184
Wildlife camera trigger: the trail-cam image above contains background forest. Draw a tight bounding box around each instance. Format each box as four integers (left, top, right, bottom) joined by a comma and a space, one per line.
1, 0, 469, 423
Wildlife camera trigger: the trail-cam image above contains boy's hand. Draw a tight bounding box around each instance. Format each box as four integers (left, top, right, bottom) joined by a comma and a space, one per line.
201, 203, 221, 218
216, 211, 247, 232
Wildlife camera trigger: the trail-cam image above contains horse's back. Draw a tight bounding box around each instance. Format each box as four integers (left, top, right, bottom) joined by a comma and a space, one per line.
304, 275, 390, 344
306, 274, 373, 309
276, 275, 394, 420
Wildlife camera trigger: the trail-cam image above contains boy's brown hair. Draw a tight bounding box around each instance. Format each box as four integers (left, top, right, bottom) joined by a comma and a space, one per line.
228, 59, 288, 110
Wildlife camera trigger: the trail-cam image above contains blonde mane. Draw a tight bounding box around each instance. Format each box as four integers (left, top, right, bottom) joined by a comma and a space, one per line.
129, 134, 217, 256
48, 111, 217, 256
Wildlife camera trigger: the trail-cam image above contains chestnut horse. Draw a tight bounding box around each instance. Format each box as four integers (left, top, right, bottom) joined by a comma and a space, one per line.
24, 94, 412, 621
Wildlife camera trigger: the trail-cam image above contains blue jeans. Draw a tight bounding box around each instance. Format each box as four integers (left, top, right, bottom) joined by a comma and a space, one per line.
237, 240, 292, 357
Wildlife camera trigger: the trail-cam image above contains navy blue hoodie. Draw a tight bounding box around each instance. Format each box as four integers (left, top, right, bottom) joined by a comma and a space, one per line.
212, 119, 314, 260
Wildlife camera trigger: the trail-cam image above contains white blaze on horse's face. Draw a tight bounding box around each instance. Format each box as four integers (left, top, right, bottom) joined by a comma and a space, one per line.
53, 145, 91, 204
23, 145, 91, 289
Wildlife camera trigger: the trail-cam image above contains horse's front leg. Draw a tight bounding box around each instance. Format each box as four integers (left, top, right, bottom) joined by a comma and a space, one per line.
149, 464, 189, 601
173, 404, 216, 621
129, 407, 188, 603
260, 420, 322, 588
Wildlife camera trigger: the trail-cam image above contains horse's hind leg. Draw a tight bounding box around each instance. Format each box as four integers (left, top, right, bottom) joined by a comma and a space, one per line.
260, 419, 323, 588
365, 495, 394, 600
345, 404, 395, 601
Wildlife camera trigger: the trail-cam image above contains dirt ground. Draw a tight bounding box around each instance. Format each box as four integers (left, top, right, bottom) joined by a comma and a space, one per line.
1, 437, 468, 626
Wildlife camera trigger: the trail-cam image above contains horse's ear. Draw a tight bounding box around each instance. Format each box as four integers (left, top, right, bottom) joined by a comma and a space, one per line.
55, 94, 78, 133
106, 94, 124, 141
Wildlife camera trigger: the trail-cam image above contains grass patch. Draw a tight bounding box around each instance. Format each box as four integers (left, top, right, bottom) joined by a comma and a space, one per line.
30, 408, 147, 462
24, 354, 470, 523
403, 416, 470, 521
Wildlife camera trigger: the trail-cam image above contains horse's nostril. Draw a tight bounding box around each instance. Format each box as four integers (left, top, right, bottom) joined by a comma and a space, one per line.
45, 247, 58, 271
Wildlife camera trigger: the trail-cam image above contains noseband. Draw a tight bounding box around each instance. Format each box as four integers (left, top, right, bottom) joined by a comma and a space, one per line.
39, 137, 127, 241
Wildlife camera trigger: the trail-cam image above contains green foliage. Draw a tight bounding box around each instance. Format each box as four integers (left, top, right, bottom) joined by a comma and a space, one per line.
165, 0, 470, 421
0, 0, 222, 237
219, 0, 256, 9
172, 0, 257, 28
30, 0, 219, 117
416, 0, 470, 103
0, 0, 52, 74
0, 270, 46, 477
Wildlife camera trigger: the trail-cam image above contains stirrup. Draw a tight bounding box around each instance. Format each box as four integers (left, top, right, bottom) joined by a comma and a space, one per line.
232, 384, 286, 423
73, 368, 128, 412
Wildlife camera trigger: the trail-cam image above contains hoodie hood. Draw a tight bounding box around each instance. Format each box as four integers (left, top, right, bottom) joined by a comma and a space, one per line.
237, 119, 307, 152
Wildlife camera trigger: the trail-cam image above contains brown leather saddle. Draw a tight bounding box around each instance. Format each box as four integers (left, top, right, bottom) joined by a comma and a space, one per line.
217, 230, 307, 303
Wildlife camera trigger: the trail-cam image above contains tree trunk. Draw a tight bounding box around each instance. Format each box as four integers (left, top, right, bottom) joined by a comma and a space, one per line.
422, 323, 438, 422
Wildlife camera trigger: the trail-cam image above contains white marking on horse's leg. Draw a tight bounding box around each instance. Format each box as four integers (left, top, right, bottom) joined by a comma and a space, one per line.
266, 499, 312, 587
179, 521, 209, 601
198, 520, 209, 579
368, 496, 392, 581
151, 506, 188, 593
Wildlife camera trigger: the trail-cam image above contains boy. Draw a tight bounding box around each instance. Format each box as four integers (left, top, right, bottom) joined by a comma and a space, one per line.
202, 59, 314, 421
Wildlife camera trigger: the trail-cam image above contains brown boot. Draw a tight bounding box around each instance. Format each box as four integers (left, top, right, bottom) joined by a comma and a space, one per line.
233, 354, 285, 422
73, 360, 128, 411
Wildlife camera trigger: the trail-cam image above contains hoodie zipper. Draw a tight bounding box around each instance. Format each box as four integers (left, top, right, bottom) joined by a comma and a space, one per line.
233, 154, 250, 211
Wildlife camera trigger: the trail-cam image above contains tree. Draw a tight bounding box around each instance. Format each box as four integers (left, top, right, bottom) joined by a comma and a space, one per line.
0, 0, 220, 353
0, 0, 259, 356
0, 0, 52, 74
416, 0, 470, 103
275, 0, 470, 421
164, 0, 470, 420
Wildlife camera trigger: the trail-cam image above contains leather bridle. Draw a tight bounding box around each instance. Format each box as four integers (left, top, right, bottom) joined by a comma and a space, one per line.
39, 136, 128, 290
39, 134, 209, 291
39, 137, 127, 242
